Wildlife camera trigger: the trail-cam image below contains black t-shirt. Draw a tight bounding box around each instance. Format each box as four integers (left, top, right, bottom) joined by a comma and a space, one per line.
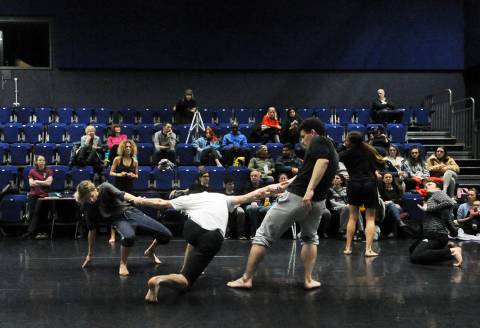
288, 135, 339, 201
339, 147, 383, 180
176, 99, 197, 112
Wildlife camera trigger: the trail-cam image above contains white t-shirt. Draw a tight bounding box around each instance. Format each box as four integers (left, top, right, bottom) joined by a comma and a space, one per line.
169, 192, 235, 236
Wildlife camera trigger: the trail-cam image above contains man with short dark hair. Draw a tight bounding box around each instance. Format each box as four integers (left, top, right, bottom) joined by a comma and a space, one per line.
275, 143, 302, 177
153, 122, 176, 164
222, 122, 249, 166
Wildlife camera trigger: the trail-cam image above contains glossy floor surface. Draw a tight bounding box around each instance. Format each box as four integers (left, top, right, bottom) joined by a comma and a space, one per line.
1, 237, 479, 328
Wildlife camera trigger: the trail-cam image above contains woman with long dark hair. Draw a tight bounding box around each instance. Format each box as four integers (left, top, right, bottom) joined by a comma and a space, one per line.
339, 131, 384, 256
426, 146, 460, 197
400, 146, 429, 192
192, 127, 223, 167
281, 107, 302, 144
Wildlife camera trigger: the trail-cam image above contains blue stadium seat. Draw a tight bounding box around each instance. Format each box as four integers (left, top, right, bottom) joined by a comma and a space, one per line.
226, 166, 250, 191
121, 108, 137, 124
136, 143, 153, 166
414, 108, 431, 125
246, 143, 262, 155
56, 107, 75, 124
49, 165, 70, 191
75, 107, 93, 124
297, 108, 314, 120
175, 143, 196, 165
9, 143, 32, 165
177, 166, 198, 189
157, 108, 174, 124
0, 165, 18, 188
46, 123, 66, 143
366, 123, 385, 132
314, 108, 332, 124
217, 123, 231, 137
354, 108, 371, 125
266, 143, 284, 159
21, 166, 33, 191
391, 143, 405, 156
174, 124, 191, 143
34, 143, 57, 165
335, 108, 354, 124
0, 107, 12, 124
66, 123, 86, 143
238, 124, 253, 138
347, 123, 367, 135
205, 166, 226, 191
95, 107, 112, 124
214, 108, 232, 124
326, 124, 344, 144
254, 108, 266, 123
0, 194, 27, 223
13, 107, 33, 124
92, 123, 106, 141
33, 107, 53, 124
386, 123, 407, 143
152, 167, 175, 190
233, 108, 252, 124
70, 166, 94, 188
119, 123, 135, 139
136, 124, 155, 143
138, 108, 155, 124
57, 143, 74, 165
133, 166, 152, 191
2, 123, 23, 143
0, 143, 8, 163
402, 108, 413, 125
198, 108, 214, 125
23, 123, 44, 143
403, 193, 425, 221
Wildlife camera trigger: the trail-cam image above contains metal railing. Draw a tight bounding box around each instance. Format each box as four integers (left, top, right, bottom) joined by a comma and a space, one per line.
451, 97, 477, 158
424, 89, 452, 131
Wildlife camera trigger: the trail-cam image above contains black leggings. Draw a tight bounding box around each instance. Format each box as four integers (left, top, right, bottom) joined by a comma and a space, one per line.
113, 208, 172, 247
181, 219, 224, 285
409, 233, 453, 264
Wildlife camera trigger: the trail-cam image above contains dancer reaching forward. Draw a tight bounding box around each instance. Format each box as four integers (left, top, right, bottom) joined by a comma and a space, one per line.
134, 182, 287, 303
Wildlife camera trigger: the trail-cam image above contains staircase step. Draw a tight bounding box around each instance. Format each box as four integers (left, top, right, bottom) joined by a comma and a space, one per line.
458, 167, 480, 175
457, 175, 480, 187
423, 144, 465, 152
406, 137, 457, 145
407, 131, 450, 137
426, 151, 473, 159
456, 159, 480, 166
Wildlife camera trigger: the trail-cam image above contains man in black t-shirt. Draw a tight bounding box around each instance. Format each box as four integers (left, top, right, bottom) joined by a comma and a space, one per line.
174, 89, 197, 124
228, 118, 338, 290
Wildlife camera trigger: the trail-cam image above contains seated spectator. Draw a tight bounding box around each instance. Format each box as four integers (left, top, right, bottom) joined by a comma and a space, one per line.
222, 176, 247, 239
153, 122, 177, 165
371, 88, 403, 123
426, 147, 460, 197
248, 145, 275, 184
192, 127, 223, 167
367, 125, 390, 156
383, 144, 404, 172
456, 188, 478, 224
189, 167, 213, 194
281, 107, 302, 145
22, 155, 53, 240
221, 122, 249, 166
243, 170, 271, 238
275, 143, 302, 177
455, 199, 480, 234
76, 125, 105, 174
173, 89, 197, 124
379, 173, 404, 238
106, 124, 127, 163
327, 174, 364, 239
400, 146, 429, 193
260, 106, 281, 143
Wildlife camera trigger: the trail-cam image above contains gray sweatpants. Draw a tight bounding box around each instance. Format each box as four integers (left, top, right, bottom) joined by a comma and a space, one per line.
252, 191, 326, 248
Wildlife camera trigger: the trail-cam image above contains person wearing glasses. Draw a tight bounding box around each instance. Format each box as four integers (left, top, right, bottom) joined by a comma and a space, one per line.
426, 147, 460, 197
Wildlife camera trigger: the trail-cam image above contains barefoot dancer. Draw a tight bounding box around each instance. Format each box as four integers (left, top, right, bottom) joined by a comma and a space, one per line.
409, 181, 462, 267
228, 118, 338, 290
339, 131, 384, 257
74, 181, 172, 276
135, 183, 286, 303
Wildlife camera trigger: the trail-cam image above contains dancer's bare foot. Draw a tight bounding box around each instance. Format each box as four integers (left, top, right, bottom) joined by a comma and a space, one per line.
119, 263, 129, 276
227, 276, 252, 289
108, 238, 115, 245
451, 247, 463, 267
304, 279, 321, 290
145, 276, 160, 303
144, 249, 162, 264
343, 248, 352, 255
365, 250, 379, 257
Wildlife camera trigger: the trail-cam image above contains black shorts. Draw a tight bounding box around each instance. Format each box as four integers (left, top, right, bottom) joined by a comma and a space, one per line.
347, 178, 380, 208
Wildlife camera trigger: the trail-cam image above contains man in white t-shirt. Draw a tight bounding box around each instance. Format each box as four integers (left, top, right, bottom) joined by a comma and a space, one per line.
134, 182, 286, 303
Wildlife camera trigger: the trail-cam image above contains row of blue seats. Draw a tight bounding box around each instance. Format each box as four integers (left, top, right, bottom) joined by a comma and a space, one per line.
0, 165, 251, 193
0, 106, 432, 126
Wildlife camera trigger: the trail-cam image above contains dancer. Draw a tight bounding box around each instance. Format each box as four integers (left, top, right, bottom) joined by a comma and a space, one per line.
408, 181, 462, 266
75, 181, 172, 276
228, 117, 338, 290
134, 182, 286, 303
339, 131, 384, 257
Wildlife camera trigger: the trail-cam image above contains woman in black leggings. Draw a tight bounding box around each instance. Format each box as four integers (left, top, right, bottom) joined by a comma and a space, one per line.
134, 182, 286, 303
75, 181, 172, 276
408, 181, 463, 266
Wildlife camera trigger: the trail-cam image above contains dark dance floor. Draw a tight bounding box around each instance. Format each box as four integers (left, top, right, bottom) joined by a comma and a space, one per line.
1, 236, 479, 328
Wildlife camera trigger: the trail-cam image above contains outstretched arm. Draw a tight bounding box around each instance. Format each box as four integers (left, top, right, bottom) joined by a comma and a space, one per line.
82, 229, 96, 268
231, 181, 289, 206
134, 197, 172, 209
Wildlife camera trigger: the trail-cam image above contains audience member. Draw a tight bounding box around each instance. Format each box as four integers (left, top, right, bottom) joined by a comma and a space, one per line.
153, 122, 177, 165
243, 170, 270, 238
275, 143, 302, 177
367, 125, 390, 156
260, 107, 281, 143
371, 88, 403, 123
400, 146, 429, 192
106, 124, 127, 163
248, 145, 275, 184
76, 125, 105, 174
383, 144, 404, 172
189, 167, 213, 194
22, 156, 53, 240
221, 122, 249, 166
455, 200, 480, 234
281, 107, 302, 145
426, 147, 460, 197
222, 176, 247, 239
174, 89, 197, 124
192, 127, 223, 167
456, 188, 478, 222
379, 173, 404, 238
